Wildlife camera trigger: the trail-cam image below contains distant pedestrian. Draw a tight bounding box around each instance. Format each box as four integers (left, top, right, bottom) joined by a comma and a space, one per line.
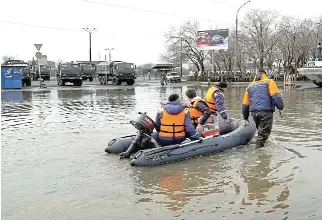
317, 42, 322, 61
194, 71, 198, 81
148, 71, 151, 80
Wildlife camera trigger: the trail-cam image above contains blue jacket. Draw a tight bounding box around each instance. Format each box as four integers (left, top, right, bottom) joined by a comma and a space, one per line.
152, 102, 201, 146
213, 90, 227, 119
242, 73, 284, 120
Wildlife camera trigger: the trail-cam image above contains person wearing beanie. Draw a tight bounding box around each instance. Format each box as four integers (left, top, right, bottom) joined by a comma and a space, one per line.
185, 89, 211, 132
152, 93, 201, 146
204, 81, 229, 122
242, 70, 284, 148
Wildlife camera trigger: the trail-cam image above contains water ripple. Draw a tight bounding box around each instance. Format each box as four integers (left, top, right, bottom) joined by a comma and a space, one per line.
1, 86, 322, 220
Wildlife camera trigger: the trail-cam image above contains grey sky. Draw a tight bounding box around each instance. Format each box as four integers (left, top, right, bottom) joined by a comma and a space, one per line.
1, 0, 321, 65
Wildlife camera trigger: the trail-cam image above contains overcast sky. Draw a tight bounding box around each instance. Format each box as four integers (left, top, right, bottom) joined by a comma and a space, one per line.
0, 0, 321, 65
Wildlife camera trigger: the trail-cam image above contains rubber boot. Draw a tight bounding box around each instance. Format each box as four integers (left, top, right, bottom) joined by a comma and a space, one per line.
255, 138, 265, 149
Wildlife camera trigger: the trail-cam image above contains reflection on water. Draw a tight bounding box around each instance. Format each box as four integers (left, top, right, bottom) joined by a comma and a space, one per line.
1, 91, 33, 102
1, 85, 322, 220
242, 152, 275, 203
133, 159, 228, 212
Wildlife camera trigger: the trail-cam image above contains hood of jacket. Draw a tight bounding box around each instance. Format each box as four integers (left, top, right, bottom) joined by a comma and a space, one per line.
163, 102, 185, 115
254, 72, 269, 81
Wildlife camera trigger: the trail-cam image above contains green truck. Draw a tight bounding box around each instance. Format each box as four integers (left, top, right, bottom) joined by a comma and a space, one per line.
78, 62, 96, 81
22, 65, 32, 86
57, 62, 83, 86
31, 65, 51, 81
97, 61, 136, 85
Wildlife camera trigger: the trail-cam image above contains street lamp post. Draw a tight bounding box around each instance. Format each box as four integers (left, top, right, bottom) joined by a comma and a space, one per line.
105, 48, 115, 62
82, 27, 97, 64
234, 0, 251, 74
180, 39, 183, 77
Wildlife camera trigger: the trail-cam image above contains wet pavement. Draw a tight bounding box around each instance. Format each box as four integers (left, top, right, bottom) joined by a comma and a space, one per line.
1, 82, 322, 220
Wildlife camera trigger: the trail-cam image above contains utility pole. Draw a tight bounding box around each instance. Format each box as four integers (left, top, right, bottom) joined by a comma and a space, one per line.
105, 48, 115, 62
82, 27, 97, 64
34, 44, 44, 88
180, 39, 183, 77
210, 50, 215, 86
234, 0, 251, 74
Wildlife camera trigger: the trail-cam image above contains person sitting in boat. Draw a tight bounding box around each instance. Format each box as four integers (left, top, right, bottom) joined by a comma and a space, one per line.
242, 70, 284, 148
185, 89, 211, 132
152, 94, 201, 146
204, 81, 230, 123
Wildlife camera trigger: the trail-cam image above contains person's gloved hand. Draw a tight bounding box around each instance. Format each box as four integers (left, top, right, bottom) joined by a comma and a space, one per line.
196, 124, 203, 132
223, 115, 232, 124
279, 109, 284, 118
221, 111, 228, 120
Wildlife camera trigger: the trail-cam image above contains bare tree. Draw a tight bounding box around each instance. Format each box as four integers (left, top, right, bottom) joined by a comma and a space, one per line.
241, 10, 279, 70
2, 55, 16, 63
162, 11, 321, 75
161, 21, 210, 72
215, 36, 236, 71
136, 63, 154, 75
55, 58, 64, 67
277, 17, 321, 70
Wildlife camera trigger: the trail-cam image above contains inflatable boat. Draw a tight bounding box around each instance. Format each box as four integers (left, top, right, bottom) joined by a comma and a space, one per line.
105, 112, 256, 167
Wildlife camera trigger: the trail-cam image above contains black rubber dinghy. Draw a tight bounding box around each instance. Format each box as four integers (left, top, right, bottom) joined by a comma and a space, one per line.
105, 113, 256, 167
129, 118, 256, 166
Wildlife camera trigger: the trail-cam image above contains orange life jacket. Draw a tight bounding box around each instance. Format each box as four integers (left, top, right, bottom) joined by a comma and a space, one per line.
189, 98, 203, 125
204, 86, 224, 113
159, 109, 186, 138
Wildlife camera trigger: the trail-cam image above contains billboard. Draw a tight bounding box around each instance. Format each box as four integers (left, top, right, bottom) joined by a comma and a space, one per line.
197, 29, 229, 50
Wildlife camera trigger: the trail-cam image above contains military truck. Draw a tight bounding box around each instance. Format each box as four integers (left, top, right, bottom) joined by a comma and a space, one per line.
22, 65, 32, 86
31, 65, 51, 81
57, 62, 83, 86
97, 61, 136, 85
78, 62, 96, 81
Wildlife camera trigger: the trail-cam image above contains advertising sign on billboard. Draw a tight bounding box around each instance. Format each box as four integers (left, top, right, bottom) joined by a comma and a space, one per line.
197, 29, 229, 50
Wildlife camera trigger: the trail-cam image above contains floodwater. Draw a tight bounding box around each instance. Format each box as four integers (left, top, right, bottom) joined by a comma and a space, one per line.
1, 83, 322, 220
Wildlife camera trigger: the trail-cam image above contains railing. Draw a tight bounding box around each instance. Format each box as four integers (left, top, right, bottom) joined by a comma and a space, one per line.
188, 72, 309, 83
284, 75, 295, 87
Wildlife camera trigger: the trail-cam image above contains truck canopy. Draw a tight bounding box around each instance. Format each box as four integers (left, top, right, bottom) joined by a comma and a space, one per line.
151, 64, 177, 70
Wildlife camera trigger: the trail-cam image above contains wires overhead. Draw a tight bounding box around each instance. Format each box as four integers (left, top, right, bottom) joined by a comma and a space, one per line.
210, 0, 252, 9
0, 20, 161, 39
0, 20, 83, 33
84, 0, 225, 24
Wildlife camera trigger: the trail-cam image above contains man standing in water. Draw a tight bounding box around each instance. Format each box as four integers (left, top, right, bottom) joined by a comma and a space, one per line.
242, 70, 284, 148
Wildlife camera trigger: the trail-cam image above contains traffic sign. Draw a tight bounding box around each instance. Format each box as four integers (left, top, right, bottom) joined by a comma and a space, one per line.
35, 52, 43, 59
34, 44, 43, 51
37, 57, 47, 65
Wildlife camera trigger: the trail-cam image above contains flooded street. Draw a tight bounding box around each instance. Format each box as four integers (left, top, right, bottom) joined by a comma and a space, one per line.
1, 83, 322, 220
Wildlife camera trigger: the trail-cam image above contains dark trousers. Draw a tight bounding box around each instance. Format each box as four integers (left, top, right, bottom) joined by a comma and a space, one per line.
251, 111, 273, 147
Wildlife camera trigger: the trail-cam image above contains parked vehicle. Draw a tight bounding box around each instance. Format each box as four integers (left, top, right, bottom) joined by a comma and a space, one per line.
297, 44, 322, 88
166, 72, 181, 83
22, 65, 32, 86
151, 64, 177, 85
78, 62, 96, 81
31, 65, 51, 81
97, 61, 136, 85
57, 62, 83, 86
